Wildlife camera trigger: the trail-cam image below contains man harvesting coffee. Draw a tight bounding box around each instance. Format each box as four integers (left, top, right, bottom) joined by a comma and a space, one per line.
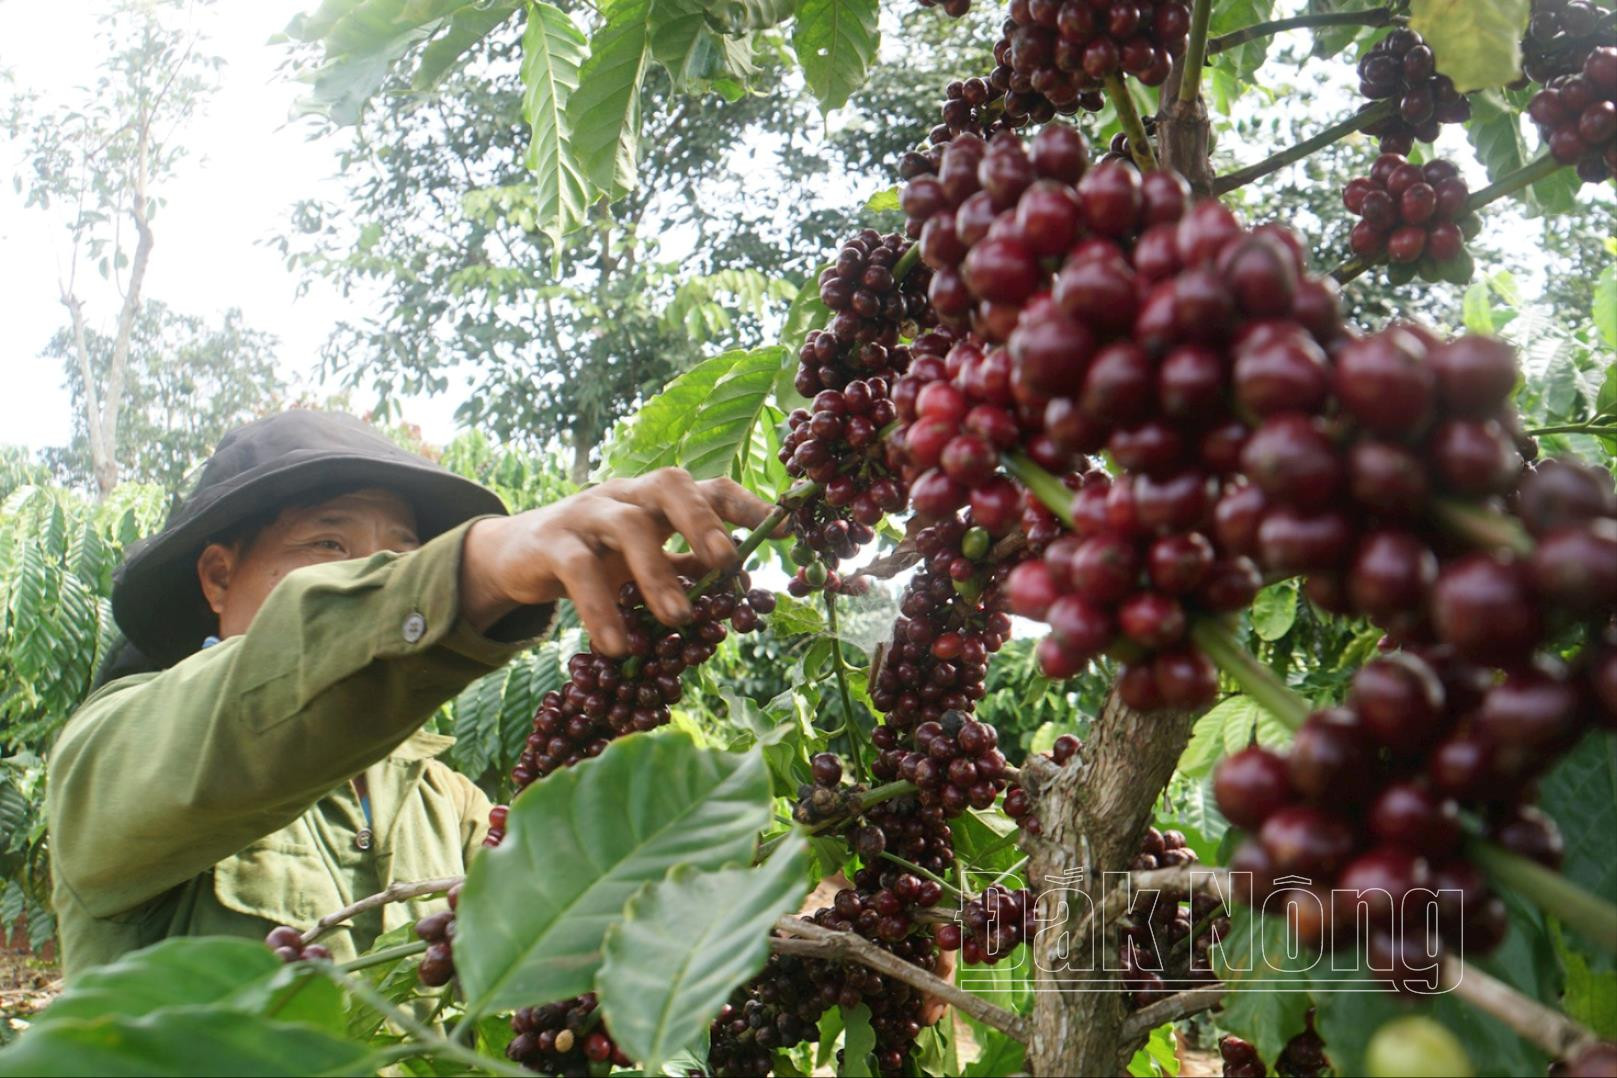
47, 410, 776, 976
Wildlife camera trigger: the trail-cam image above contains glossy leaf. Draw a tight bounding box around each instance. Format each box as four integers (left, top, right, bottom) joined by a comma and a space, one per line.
1410, 0, 1529, 92
566, 0, 654, 195
600, 835, 810, 1071
791, 0, 879, 112
29, 938, 282, 1027
0, 1007, 373, 1077
413, 1, 521, 90
520, 0, 593, 249
455, 731, 772, 1013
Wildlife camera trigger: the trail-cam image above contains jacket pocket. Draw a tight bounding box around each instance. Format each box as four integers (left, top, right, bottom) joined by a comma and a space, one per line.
212, 821, 345, 927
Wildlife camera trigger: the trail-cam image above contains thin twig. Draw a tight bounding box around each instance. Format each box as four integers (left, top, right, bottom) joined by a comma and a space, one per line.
338, 939, 430, 974
1207, 7, 1395, 55
319, 964, 531, 1078
302, 877, 462, 946
1105, 73, 1159, 171
1119, 983, 1226, 1041
1442, 956, 1600, 1060
825, 590, 869, 782
1188, 619, 1310, 731
1178, 0, 1214, 105
1468, 838, 1617, 954
881, 851, 965, 898
771, 917, 1031, 1042
1213, 100, 1395, 195
688, 480, 820, 598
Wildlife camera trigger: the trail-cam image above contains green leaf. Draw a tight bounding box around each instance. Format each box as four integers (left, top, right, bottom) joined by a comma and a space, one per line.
29, 938, 282, 1027
413, 1, 520, 90
681, 347, 788, 480
864, 186, 900, 213
1538, 732, 1617, 909
600, 835, 810, 1071
455, 731, 772, 1013
602, 351, 742, 477
767, 594, 826, 636
1126, 1021, 1180, 1076
649, 0, 739, 88
1250, 580, 1298, 641
1410, 0, 1529, 92
1597, 363, 1617, 419
790, 0, 878, 112
1463, 279, 1497, 334
566, 0, 653, 195
1212, 905, 1318, 1065
1177, 695, 1290, 778
520, 1, 593, 250
963, 1025, 1026, 1076
1594, 265, 1617, 352
1559, 931, 1617, 1037
0, 1007, 372, 1077
1208, 0, 1279, 82
838, 1003, 875, 1076
704, 0, 795, 31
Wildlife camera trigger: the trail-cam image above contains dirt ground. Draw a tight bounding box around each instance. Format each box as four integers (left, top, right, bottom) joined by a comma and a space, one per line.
0, 946, 59, 1037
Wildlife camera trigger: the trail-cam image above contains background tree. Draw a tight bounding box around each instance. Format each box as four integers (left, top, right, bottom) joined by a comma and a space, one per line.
4, 0, 222, 496
43, 301, 284, 506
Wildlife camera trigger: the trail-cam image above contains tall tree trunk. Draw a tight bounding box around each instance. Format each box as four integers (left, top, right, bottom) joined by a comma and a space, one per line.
97, 111, 157, 496
569, 423, 594, 486
1024, 689, 1203, 1074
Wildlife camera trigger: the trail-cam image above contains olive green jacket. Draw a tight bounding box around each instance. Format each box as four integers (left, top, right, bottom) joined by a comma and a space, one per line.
47, 521, 548, 978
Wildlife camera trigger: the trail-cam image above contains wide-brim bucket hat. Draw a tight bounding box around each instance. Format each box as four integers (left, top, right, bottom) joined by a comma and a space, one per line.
111, 410, 506, 668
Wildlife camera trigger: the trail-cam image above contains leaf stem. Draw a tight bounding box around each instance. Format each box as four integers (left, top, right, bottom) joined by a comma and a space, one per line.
1213, 99, 1394, 195
1330, 253, 1376, 284
1105, 73, 1158, 171
337, 939, 429, 974
1178, 0, 1214, 105
688, 479, 820, 599
1187, 617, 1310, 731
320, 964, 530, 1077
1467, 151, 1563, 213
1528, 421, 1617, 437
893, 242, 922, 284
1206, 7, 1396, 56
1467, 839, 1617, 954
880, 850, 965, 898
825, 590, 869, 783
1002, 451, 1076, 528
1431, 498, 1535, 557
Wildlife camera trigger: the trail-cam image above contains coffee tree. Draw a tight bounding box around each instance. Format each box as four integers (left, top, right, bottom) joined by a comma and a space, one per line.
5, 0, 1616, 1076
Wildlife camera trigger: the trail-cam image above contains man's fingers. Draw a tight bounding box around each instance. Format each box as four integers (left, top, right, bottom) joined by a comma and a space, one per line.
700, 476, 785, 536
635, 469, 737, 568
608, 508, 693, 627
551, 536, 630, 656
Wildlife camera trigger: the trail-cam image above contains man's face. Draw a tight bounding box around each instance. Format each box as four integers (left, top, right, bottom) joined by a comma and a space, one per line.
197, 488, 421, 639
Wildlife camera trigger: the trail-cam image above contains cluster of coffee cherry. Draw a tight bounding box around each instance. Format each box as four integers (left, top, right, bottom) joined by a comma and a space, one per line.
1213, 628, 1615, 980
1355, 27, 1471, 154
507, 994, 631, 1073
1220, 1011, 1330, 1077
511, 579, 771, 785
936, 882, 1034, 964
1521, 0, 1616, 85
1344, 155, 1479, 282
263, 925, 332, 964
708, 932, 941, 1076
1529, 45, 1617, 184
414, 883, 462, 986
1006, 0, 1191, 88
1117, 827, 1222, 1007
867, 516, 1016, 729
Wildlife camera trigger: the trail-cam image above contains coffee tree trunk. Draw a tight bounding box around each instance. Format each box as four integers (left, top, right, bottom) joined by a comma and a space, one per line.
1025, 64, 1215, 1072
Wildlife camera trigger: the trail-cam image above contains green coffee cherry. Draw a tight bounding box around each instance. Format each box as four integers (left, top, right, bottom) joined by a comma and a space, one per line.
962, 525, 991, 561
790, 541, 815, 567
805, 561, 828, 588
1365, 1016, 1472, 1078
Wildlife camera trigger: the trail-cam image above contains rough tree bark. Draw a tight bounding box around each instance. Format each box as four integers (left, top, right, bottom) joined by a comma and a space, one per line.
1023, 688, 1203, 1074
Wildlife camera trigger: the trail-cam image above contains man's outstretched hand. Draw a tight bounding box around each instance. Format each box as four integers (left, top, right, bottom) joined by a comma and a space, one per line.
459, 469, 779, 654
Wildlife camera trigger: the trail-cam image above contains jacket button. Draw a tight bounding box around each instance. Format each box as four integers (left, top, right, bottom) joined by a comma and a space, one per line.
402, 612, 427, 643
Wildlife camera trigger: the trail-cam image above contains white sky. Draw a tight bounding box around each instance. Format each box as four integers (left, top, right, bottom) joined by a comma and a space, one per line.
0, 0, 464, 452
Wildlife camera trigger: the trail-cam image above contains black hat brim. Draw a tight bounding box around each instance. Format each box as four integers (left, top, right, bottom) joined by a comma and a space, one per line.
112, 453, 506, 668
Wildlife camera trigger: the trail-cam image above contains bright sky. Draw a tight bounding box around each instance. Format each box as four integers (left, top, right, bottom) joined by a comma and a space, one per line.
0, 0, 464, 453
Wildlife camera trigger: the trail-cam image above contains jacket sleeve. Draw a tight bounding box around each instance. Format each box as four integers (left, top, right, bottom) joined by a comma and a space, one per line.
47, 519, 551, 919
